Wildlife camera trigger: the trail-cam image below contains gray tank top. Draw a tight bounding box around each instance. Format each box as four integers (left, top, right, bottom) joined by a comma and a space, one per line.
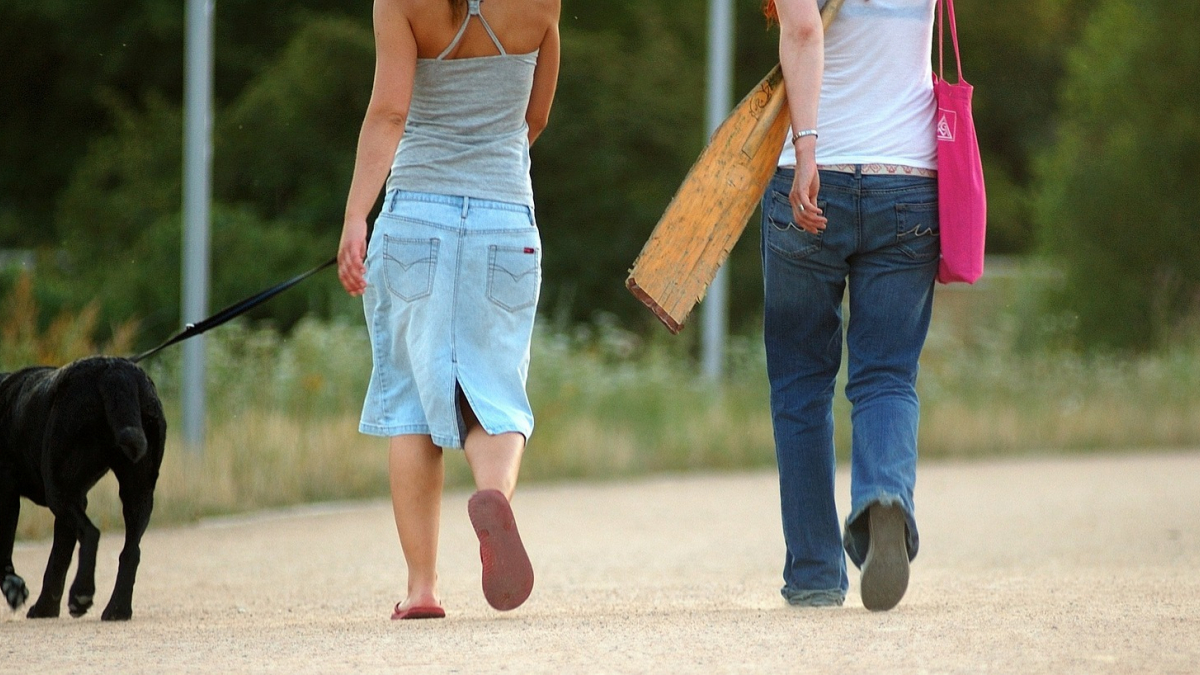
386, 0, 539, 208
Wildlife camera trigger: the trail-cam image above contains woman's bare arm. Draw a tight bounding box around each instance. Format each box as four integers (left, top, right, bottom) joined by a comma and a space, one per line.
776, 0, 826, 233
338, 0, 418, 296
525, 1, 561, 146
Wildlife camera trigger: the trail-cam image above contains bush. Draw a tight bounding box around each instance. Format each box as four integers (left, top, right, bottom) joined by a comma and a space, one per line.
1033, 0, 1200, 350
46, 20, 368, 349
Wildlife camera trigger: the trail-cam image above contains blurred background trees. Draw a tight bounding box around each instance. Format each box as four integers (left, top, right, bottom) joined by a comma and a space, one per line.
1033, 0, 1200, 350
1, 0, 1196, 353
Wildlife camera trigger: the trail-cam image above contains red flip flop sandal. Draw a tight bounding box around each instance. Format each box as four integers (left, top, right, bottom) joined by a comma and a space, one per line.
467, 489, 534, 611
391, 603, 446, 620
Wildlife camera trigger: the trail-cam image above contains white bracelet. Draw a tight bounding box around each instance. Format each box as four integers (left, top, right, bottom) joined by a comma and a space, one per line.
791, 128, 818, 144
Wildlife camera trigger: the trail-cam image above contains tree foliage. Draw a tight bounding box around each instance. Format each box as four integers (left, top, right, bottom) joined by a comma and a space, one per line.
0, 0, 366, 251
46, 17, 372, 343
1033, 0, 1200, 350
534, 6, 706, 325
950, 0, 1090, 253
2, 0, 1180, 350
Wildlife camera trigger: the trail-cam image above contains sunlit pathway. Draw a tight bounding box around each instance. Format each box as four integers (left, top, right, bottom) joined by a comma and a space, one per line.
7, 450, 1200, 673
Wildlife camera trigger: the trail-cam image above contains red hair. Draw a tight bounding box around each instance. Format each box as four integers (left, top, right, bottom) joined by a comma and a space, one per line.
763, 0, 779, 26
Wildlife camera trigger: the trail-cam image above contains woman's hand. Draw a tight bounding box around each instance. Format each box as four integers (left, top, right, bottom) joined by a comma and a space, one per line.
790, 141, 826, 234
338, 218, 368, 297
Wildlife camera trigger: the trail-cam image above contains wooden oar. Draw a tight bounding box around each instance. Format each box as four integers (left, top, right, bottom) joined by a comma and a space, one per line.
626, 0, 846, 333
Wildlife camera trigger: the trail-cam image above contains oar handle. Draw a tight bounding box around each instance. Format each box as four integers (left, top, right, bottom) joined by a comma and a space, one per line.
821, 0, 848, 31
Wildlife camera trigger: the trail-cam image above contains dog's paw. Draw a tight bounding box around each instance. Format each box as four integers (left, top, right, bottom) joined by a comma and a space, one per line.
100, 602, 132, 622
68, 593, 94, 618
25, 600, 60, 619
2, 574, 29, 610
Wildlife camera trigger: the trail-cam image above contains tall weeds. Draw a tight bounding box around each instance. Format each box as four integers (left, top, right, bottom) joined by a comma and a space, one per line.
9, 273, 1200, 540
1, 272, 138, 368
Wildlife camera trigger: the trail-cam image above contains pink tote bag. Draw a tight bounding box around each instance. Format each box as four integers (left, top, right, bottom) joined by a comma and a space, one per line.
934, 0, 986, 284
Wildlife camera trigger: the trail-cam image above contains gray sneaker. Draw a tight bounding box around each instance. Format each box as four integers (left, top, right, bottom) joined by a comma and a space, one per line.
860, 503, 910, 611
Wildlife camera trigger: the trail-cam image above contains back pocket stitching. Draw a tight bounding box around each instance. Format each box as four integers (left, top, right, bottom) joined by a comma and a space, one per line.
382, 236, 439, 301
766, 191, 826, 260
895, 202, 940, 261
486, 245, 539, 312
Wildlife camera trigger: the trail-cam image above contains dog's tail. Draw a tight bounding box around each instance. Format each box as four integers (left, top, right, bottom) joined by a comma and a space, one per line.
99, 363, 150, 463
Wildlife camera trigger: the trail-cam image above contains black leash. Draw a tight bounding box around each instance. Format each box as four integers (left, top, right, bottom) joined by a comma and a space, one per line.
131, 256, 337, 364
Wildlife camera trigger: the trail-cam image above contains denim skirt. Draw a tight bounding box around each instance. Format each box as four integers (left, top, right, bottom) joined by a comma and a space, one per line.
359, 190, 540, 449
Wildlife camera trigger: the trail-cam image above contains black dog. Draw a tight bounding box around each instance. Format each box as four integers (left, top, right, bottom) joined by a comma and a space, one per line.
0, 356, 166, 621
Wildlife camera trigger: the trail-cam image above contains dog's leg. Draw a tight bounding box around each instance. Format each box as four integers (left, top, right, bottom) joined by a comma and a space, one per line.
67, 500, 101, 618
1, 475, 29, 611
101, 485, 154, 621
26, 511, 77, 618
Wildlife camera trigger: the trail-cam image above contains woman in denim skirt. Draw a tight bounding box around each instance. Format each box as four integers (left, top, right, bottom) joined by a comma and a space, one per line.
337, 0, 560, 619
762, 0, 940, 611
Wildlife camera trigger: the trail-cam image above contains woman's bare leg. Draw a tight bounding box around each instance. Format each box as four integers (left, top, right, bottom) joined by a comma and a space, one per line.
461, 404, 525, 499
460, 401, 533, 610
389, 434, 444, 609
463, 430, 525, 499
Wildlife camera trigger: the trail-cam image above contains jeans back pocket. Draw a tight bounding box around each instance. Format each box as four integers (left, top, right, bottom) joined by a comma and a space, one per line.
765, 189, 825, 260
383, 236, 439, 301
487, 245, 540, 312
894, 201, 940, 262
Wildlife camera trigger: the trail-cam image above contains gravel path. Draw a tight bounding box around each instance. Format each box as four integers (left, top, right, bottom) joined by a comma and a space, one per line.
5, 450, 1199, 674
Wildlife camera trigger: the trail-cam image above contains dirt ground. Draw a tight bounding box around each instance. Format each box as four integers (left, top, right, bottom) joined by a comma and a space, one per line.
4, 450, 1199, 674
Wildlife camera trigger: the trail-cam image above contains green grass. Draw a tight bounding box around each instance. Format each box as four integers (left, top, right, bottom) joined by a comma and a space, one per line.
9, 266, 1200, 539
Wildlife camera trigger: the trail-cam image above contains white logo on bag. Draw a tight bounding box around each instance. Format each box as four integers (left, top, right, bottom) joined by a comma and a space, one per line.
937, 109, 956, 142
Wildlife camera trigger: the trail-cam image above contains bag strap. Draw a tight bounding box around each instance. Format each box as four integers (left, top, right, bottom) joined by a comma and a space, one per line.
938, 0, 965, 83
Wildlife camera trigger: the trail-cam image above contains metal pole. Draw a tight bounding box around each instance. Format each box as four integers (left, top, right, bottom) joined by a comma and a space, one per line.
182, 0, 214, 453
701, 0, 734, 380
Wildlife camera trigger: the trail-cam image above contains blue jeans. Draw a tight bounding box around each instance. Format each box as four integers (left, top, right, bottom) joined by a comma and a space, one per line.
760, 167, 939, 605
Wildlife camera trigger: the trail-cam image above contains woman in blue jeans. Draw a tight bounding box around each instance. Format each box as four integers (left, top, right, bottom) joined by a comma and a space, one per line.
763, 0, 940, 610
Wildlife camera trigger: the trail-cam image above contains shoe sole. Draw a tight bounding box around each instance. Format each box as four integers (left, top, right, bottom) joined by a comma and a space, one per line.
468, 490, 534, 611
860, 504, 910, 612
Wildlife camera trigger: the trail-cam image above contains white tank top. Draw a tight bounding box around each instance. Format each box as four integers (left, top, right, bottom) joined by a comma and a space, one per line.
778, 0, 938, 169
